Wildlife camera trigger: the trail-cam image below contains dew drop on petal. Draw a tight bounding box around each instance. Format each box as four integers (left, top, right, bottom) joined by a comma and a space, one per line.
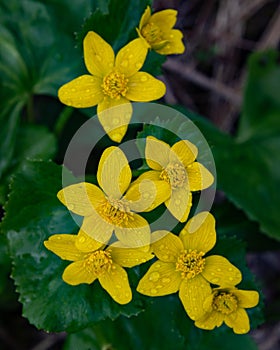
159, 244, 165, 250
116, 284, 121, 289
121, 60, 128, 67
135, 62, 142, 70
212, 278, 219, 284
113, 118, 119, 125
68, 204, 75, 211
140, 75, 148, 82
95, 54, 102, 61
175, 199, 181, 205
156, 285, 163, 289
217, 268, 221, 272
162, 277, 170, 283
228, 268, 233, 272
150, 288, 158, 294
149, 272, 160, 282
229, 277, 233, 282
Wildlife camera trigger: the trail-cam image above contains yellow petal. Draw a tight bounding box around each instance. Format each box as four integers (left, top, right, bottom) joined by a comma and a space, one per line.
165, 186, 192, 222
225, 308, 250, 334
109, 243, 154, 267
62, 261, 97, 285
151, 231, 183, 262
179, 274, 212, 320
57, 182, 105, 216
80, 214, 113, 245
150, 9, 177, 31
145, 136, 170, 170
44, 234, 84, 261
170, 140, 198, 167
83, 31, 115, 77
75, 229, 105, 253
187, 162, 214, 191
137, 261, 181, 296
114, 213, 151, 249
97, 146, 132, 198
98, 263, 132, 304
202, 255, 242, 286
126, 72, 166, 101
125, 177, 171, 212
195, 310, 224, 330
233, 289, 259, 308
115, 38, 148, 77
139, 6, 151, 30
58, 75, 104, 108
157, 30, 185, 55
180, 212, 216, 253
97, 96, 132, 142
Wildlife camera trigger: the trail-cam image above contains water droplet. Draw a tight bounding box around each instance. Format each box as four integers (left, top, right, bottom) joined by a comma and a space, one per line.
140, 75, 148, 82
211, 272, 215, 276
128, 54, 133, 59
162, 254, 169, 260
71, 88, 76, 93
112, 265, 116, 270
169, 34, 174, 39
125, 292, 130, 297
95, 54, 102, 61
79, 236, 85, 243
159, 244, 165, 250
116, 284, 121, 289
135, 62, 142, 69
86, 89, 90, 93
155, 263, 161, 269
143, 192, 150, 199
149, 272, 160, 282
150, 288, 158, 294
68, 204, 75, 210
113, 118, 119, 125
175, 199, 181, 205
121, 60, 128, 67
229, 277, 233, 281
228, 268, 233, 272
141, 258, 146, 263
156, 285, 163, 289
212, 278, 219, 284
162, 277, 170, 283
217, 268, 221, 272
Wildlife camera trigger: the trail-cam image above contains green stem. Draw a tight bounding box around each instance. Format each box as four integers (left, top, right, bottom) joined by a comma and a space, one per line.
54, 106, 74, 137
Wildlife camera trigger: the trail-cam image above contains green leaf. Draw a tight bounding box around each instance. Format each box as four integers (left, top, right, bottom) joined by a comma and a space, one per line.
76, 0, 151, 51
0, 125, 56, 204
1, 160, 146, 332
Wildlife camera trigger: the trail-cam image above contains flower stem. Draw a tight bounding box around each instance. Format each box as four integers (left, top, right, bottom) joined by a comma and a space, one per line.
54, 106, 74, 137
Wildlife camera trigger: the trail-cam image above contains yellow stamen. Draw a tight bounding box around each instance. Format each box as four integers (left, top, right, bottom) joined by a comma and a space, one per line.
102, 71, 128, 99
212, 291, 238, 315
176, 249, 205, 279
84, 250, 112, 276
142, 22, 162, 44
97, 197, 133, 226
160, 162, 186, 189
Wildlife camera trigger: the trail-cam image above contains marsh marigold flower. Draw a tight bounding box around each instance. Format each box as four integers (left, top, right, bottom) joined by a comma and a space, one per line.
44, 234, 153, 304
58, 31, 166, 142
58, 146, 169, 249
137, 6, 185, 55
136, 136, 214, 222
137, 212, 242, 320
195, 287, 259, 334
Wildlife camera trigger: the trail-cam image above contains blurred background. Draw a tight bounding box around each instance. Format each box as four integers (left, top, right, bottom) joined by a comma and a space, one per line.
0, 0, 280, 349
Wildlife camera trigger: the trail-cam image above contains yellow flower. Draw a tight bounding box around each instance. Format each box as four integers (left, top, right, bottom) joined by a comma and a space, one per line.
195, 287, 259, 334
137, 6, 185, 55
44, 234, 154, 304
137, 212, 242, 320
58, 31, 166, 142
58, 146, 169, 249
136, 136, 214, 222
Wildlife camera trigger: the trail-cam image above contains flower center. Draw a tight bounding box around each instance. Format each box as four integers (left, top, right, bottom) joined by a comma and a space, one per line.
212, 291, 238, 315
160, 162, 187, 189
142, 22, 162, 44
102, 71, 128, 99
97, 197, 132, 226
84, 250, 112, 276
176, 249, 205, 279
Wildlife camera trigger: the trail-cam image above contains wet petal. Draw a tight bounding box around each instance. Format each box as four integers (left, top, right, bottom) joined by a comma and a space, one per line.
180, 212, 216, 253
151, 231, 183, 262
125, 177, 171, 212
202, 255, 242, 286
97, 146, 132, 198
157, 30, 185, 55
165, 186, 192, 222
97, 97, 132, 142
80, 214, 113, 245
115, 38, 148, 76
137, 261, 181, 296
233, 290, 259, 308
126, 72, 166, 101
187, 162, 214, 191
145, 136, 170, 170
170, 140, 198, 167
83, 31, 115, 77
58, 75, 104, 108
99, 263, 132, 304
44, 234, 84, 261
151, 9, 177, 31
195, 310, 224, 330
75, 229, 105, 253
57, 182, 105, 216
179, 274, 212, 320
109, 243, 154, 267
139, 6, 151, 29
62, 261, 97, 285
225, 308, 250, 334
114, 213, 151, 249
